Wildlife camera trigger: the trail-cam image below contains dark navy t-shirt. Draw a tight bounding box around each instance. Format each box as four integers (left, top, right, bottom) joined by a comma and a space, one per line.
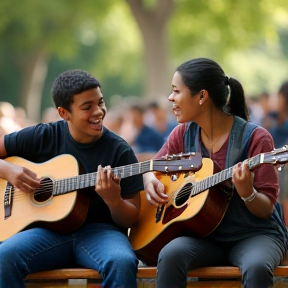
4, 120, 144, 230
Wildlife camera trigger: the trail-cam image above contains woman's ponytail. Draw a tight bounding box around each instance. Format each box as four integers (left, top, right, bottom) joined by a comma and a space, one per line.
226, 77, 249, 121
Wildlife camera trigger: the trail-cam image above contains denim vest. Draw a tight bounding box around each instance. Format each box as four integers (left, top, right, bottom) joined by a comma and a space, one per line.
184, 116, 288, 250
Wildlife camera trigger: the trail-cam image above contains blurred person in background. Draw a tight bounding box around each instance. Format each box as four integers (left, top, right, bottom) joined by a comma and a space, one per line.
144, 101, 177, 142
267, 81, 288, 227
258, 92, 277, 130
104, 107, 124, 136
268, 81, 288, 149
14, 106, 33, 128
247, 96, 265, 125
247, 92, 277, 130
0, 102, 23, 134
120, 103, 164, 161
42, 107, 62, 123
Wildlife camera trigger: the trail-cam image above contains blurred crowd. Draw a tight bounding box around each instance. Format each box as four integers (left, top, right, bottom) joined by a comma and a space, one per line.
0, 98, 178, 161
104, 99, 177, 161
247, 80, 288, 149
1, 81, 288, 155
2, 81, 288, 154
0, 103, 61, 135
2, 81, 288, 155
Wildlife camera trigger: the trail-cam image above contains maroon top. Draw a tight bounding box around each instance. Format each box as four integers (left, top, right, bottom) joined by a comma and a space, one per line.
154, 122, 279, 204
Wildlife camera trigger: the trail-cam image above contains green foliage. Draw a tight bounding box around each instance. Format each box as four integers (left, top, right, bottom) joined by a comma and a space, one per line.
169, 0, 268, 61
0, 0, 117, 56
0, 0, 287, 117
0, 0, 144, 112
167, 0, 288, 95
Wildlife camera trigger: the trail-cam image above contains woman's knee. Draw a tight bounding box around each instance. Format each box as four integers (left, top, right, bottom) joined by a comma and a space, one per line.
242, 263, 274, 288
158, 238, 193, 270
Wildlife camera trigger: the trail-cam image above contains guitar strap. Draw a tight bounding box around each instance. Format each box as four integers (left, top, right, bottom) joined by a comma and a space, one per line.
183, 116, 258, 194
225, 116, 258, 168
183, 116, 258, 167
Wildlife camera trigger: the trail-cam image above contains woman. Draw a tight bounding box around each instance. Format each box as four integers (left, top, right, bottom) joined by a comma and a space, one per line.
143, 58, 287, 288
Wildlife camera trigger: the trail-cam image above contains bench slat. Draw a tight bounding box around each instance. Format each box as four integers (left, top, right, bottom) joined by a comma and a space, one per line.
25, 266, 288, 281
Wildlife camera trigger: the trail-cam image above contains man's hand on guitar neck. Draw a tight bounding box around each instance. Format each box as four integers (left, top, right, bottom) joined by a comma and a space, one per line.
95, 165, 121, 204
0, 159, 40, 193
143, 172, 168, 206
95, 165, 140, 228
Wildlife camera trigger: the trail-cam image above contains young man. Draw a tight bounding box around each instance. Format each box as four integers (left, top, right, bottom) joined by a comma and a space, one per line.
0, 69, 143, 288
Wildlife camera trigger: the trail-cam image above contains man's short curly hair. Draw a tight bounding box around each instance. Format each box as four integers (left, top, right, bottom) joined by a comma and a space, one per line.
52, 69, 101, 111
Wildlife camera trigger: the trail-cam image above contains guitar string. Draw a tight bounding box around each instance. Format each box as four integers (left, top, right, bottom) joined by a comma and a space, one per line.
164, 154, 264, 201
11, 173, 201, 201
8, 157, 200, 200
3, 151, 198, 201
8, 164, 150, 200
8, 163, 240, 202
8, 154, 263, 202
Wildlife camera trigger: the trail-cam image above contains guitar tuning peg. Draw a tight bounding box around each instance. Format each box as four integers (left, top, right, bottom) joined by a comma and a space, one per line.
171, 174, 178, 181
163, 154, 172, 160
278, 165, 284, 172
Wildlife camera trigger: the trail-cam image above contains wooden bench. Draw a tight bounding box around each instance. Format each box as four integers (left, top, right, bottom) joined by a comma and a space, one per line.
25, 265, 288, 288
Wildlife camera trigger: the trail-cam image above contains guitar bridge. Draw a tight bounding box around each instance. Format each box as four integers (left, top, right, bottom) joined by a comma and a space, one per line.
4, 183, 14, 219
155, 205, 164, 223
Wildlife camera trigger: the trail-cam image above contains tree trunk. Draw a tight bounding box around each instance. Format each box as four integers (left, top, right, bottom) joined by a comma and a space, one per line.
125, 0, 174, 99
19, 50, 48, 123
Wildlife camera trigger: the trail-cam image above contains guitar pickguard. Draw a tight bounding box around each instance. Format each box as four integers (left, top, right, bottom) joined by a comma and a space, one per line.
162, 203, 188, 224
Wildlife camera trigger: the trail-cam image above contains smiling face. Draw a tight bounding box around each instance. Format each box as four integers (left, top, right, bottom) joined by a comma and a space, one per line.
168, 71, 202, 124
58, 87, 107, 143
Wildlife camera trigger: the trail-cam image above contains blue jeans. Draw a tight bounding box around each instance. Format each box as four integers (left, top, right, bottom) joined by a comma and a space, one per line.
157, 235, 285, 288
0, 223, 138, 288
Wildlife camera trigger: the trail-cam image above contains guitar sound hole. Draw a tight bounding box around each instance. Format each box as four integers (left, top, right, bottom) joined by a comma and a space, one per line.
34, 177, 53, 202
175, 183, 192, 206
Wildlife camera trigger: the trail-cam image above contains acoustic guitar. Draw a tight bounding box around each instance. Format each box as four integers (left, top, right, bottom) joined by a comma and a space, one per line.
0, 153, 202, 242
129, 146, 288, 265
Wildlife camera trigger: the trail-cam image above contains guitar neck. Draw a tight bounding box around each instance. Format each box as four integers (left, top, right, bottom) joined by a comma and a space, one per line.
53, 161, 152, 196
192, 153, 264, 195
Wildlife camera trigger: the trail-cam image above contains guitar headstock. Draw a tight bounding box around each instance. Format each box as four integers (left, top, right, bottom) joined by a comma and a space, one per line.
262, 145, 288, 166
161, 152, 196, 161
152, 152, 202, 173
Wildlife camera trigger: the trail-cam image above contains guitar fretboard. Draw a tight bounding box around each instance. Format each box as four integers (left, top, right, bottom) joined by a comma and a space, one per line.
53, 161, 151, 195
190, 153, 262, 196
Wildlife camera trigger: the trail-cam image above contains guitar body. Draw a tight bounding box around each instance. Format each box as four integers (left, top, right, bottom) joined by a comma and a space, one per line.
129, 158, 232, 266
0, 155, 89, 242
0, 152, 202, 242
